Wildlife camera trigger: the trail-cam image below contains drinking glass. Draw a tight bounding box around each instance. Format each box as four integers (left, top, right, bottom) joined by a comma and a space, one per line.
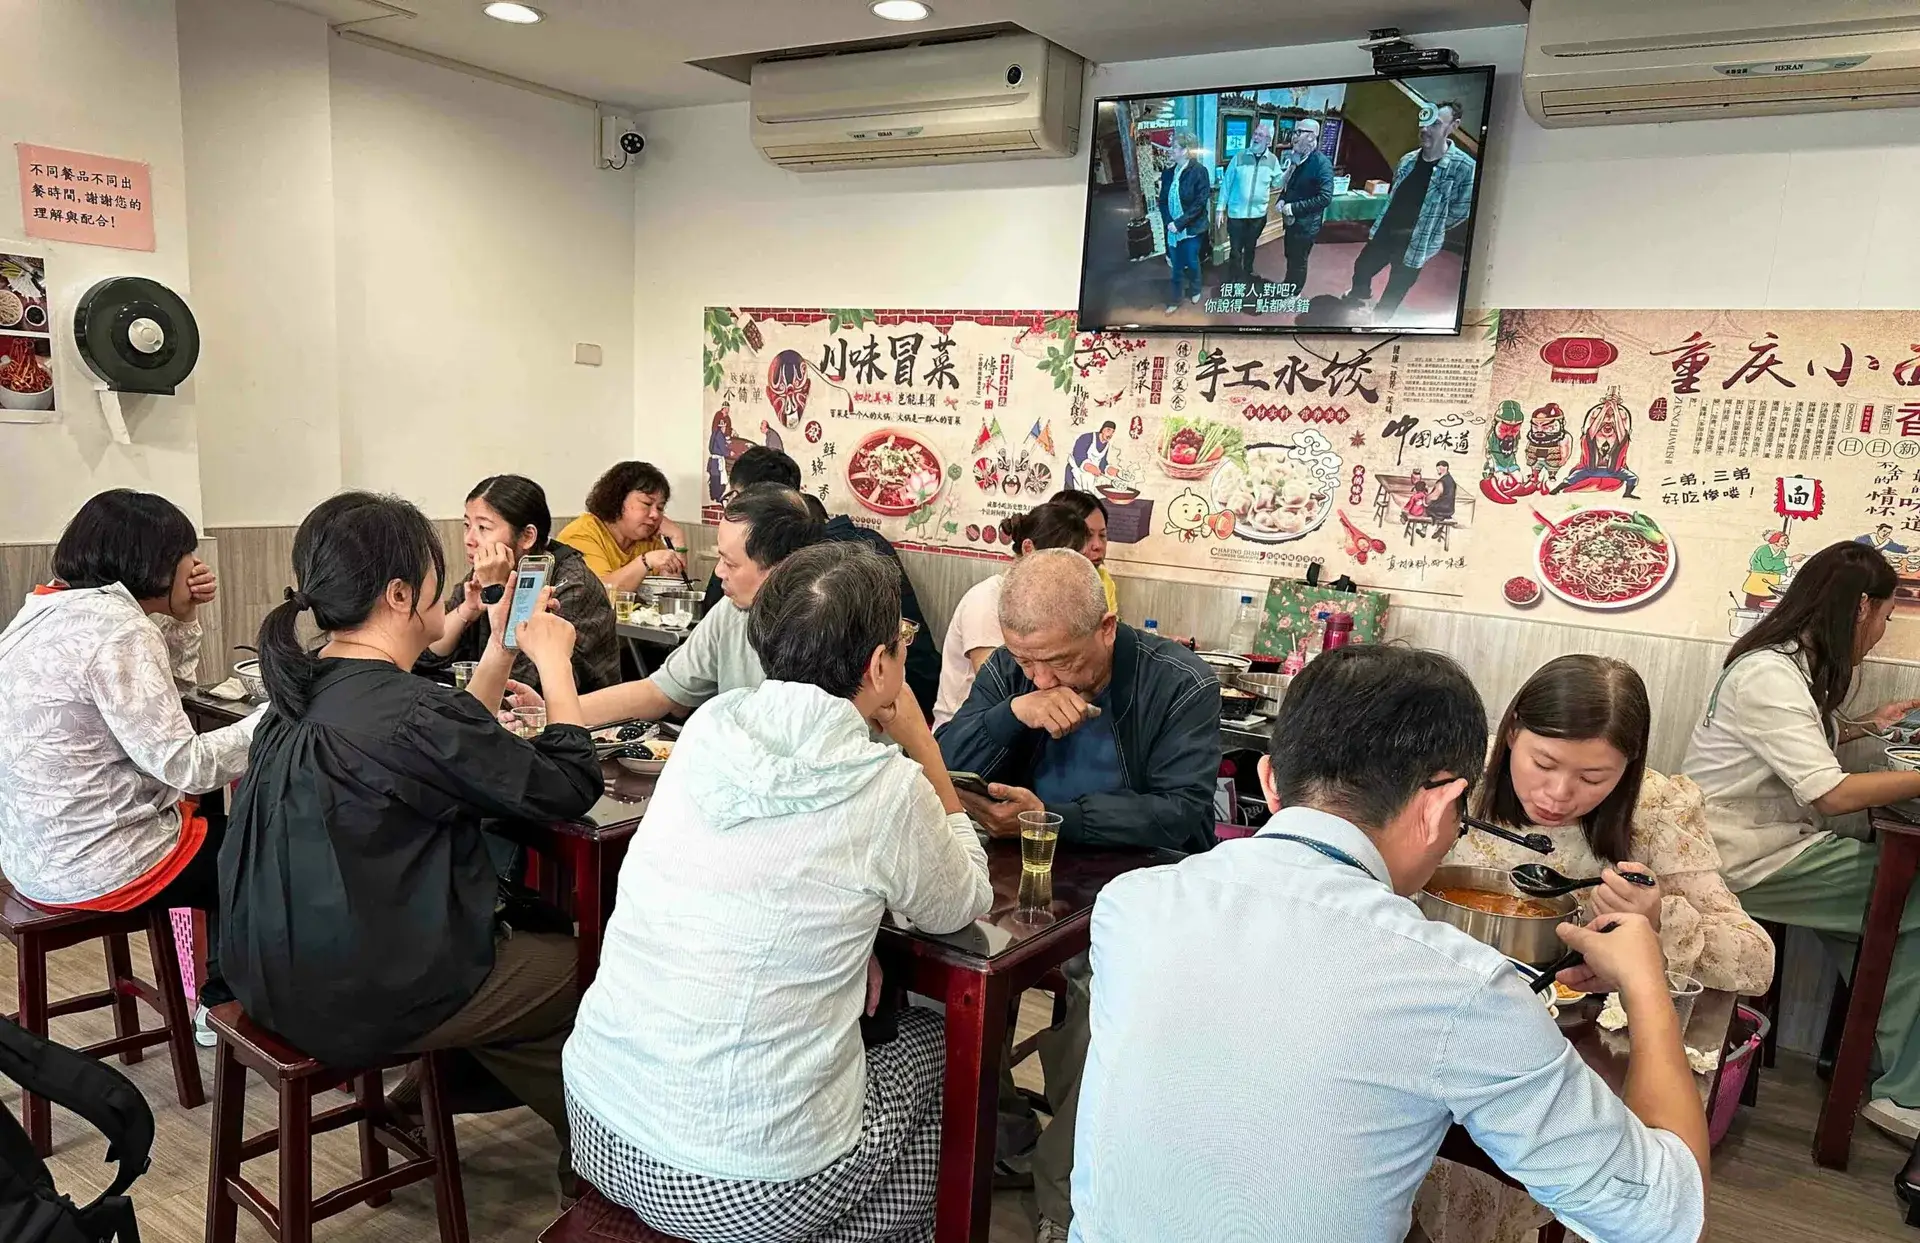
450, 661, 479, 690
611, 591, 638, 624
510, 706, 547, 739
1667, 971, 1704, 1034
1019, 811, 1062, 875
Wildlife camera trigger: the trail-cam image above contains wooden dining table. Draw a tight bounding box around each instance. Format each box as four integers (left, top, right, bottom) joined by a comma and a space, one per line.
181, 689, 650, 990
876, 838, 1179, 1243
1816, 807, 1920, 1169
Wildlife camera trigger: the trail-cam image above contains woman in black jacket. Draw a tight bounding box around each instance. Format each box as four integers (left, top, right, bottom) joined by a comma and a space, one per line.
221, 491, 603, 1175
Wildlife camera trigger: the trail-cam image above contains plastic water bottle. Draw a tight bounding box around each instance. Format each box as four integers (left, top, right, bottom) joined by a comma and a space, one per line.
1224, 594, 1260, 656
1143, 619, 1160, 639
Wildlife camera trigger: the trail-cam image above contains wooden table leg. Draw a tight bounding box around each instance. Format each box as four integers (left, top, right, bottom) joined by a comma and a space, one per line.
558, 837, 602, 990
933, 969, 1010, 1243
1816, 833, 1920, 1169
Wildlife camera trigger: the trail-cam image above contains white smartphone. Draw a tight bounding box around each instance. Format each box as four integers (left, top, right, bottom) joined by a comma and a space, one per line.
501, 554, 554, 649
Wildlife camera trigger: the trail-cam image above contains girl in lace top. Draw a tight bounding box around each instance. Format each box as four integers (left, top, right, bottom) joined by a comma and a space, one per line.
1416, 654, 1774, 1243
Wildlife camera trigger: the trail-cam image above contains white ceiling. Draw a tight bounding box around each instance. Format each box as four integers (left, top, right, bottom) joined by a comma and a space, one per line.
273, 0, 1528, 111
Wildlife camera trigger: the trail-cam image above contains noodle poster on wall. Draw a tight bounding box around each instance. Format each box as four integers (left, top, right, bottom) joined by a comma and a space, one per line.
699, 306, 1920, 656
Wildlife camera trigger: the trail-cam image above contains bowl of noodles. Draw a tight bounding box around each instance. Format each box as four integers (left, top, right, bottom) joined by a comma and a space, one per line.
1534, 508, 1676, 611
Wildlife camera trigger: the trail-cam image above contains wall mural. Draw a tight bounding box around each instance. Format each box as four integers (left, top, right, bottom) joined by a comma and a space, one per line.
701, 305, 1920, 657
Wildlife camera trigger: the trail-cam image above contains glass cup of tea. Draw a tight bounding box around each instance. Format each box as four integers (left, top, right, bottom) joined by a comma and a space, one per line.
611, 590, 638, 623
1019, 810, 1062, 876
1667, 971, 1704, 1034
450, 660, 479, 690
510, 706, 547, 739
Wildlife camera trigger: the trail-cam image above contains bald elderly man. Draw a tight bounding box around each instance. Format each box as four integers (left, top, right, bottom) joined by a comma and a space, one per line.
936, 547, 1220, 1242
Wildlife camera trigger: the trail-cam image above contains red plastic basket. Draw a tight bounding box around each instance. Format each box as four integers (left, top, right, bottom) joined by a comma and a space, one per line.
1709, 1003, 1769, 1148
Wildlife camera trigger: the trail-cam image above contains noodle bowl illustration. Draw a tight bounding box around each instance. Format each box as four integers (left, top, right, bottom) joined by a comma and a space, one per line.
1534, 508, 1676, 611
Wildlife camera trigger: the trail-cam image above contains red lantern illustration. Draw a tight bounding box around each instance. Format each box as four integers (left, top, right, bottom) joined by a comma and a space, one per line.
1540, 336, 1619, 384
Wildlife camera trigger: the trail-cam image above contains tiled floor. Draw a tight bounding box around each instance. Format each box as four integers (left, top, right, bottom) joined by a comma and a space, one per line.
14, 934, 1914, 1242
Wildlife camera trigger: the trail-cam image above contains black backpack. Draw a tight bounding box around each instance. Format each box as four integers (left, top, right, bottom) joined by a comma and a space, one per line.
0, 1016, 152, 1243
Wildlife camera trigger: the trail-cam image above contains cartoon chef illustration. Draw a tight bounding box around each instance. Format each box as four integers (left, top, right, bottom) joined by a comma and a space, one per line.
1742, 529, 1804, 609
1163, 488, 1213, 542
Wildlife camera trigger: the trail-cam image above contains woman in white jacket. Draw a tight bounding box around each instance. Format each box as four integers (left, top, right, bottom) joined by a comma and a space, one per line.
564, 540, 992, 1242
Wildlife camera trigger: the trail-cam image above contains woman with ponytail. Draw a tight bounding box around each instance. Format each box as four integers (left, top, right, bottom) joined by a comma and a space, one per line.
931, 501, 1090, 728
221, 492, 603, 1175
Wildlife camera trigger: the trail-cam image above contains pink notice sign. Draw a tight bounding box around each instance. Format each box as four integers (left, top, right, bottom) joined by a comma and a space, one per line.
16, 144, 155, 252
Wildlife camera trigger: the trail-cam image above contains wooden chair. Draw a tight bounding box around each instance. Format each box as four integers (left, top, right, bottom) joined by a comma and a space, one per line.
0, 877, 202, 1156
204, 1004, 468, 1243
540, 1187, 694, 1243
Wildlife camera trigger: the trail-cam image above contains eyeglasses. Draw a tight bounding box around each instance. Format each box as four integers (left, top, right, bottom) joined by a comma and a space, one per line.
899, 618, 921, 645
1422, 773, 1477, 838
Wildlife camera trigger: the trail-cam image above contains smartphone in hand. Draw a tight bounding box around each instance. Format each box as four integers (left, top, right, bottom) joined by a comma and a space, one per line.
949, 770, 993, 798
501, 554, 555, 649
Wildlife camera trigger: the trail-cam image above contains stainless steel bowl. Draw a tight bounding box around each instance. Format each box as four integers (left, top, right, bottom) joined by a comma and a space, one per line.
1417, 865, 1578, 966
1197, 650, 1253, 676
233, 658, 266, 701
1230, 671, 1292, 712
651, 589, 703, 629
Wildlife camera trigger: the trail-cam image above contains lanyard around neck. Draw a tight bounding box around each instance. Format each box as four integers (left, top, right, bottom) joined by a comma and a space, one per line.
1252, 831, 1384, 885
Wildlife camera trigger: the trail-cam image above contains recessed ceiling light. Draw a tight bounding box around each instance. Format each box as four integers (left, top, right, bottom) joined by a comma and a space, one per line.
871, 1, 932, 21
483, 2, 544, 24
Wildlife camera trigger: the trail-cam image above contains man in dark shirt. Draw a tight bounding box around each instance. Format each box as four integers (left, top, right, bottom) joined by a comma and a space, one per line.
1345, 98, 1478, 319
1427, 459, 1458, 523
699, 446, 940, 716
936, 548, 1219, 1241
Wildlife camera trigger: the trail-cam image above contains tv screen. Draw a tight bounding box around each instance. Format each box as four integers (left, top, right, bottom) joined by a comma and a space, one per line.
1076, 67, 1494, 337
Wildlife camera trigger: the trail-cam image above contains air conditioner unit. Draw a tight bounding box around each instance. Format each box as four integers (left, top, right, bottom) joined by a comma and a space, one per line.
751, 33, 1084, 171
1524, 0, 1920, 127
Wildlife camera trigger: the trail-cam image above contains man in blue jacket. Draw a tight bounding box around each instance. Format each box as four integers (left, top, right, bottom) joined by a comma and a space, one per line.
1156, 133, 1212, 315
937, 547, 1220, 1242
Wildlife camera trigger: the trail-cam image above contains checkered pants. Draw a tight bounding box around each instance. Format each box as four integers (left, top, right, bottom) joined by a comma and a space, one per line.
568, 1006, 945, 1243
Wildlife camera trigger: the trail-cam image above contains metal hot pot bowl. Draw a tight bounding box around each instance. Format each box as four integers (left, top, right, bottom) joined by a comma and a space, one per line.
1416, 865, 1579, 967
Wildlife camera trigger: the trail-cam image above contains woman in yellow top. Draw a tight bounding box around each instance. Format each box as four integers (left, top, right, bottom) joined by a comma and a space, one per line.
1417, 653, 1774, 1243
556, 461, 687, 593
1048, 489, 1120, 614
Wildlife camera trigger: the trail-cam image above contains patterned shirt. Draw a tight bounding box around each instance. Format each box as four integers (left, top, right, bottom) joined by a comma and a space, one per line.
1070, 805, 1706, 1243
1369, 145, 1478, 270
0, 585, 259, 904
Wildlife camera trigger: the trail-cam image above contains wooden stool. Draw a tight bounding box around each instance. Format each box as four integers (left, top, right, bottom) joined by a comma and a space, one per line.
0, 878, 202, 1156
540, 1188, 694, 1243
204, 1004, 468, 1243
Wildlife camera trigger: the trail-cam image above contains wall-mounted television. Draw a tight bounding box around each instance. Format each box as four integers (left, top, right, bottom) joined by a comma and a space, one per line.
1076, 66, 1495, 337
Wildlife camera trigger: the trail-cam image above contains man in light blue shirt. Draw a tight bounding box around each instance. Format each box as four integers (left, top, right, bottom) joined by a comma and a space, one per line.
1070, 646, 1709, 1243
